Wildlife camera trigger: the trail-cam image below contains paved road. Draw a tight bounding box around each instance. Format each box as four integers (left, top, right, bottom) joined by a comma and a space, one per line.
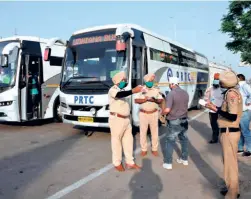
0, 109, 250, 199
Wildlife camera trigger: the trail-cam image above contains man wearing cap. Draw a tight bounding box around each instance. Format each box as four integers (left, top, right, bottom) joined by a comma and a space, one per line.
237, 74, 251, 157
206, 70, 242, 199
204, 73, 224, 144
134, 73, 163, 157
108, 71, 142, 172
162, 77, 189, 170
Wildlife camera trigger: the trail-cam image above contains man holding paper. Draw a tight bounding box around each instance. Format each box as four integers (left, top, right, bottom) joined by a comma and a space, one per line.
205, 70, 242, 199
203, 73, 224, 144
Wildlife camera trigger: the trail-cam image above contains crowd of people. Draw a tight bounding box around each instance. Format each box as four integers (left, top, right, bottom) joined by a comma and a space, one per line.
108, 70, 249, 199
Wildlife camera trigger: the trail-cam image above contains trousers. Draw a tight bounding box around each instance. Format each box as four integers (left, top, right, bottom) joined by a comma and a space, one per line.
220, 130, 240, 199
238, 110, 251, 152
209, 112, 219, 141
109, 115, 134, 166
139, 111, 159, 152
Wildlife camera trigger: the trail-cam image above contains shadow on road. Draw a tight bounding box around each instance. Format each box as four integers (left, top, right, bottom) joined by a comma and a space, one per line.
129, 158, 163, 199
159, 119, 223, 198
189, 116, 251, 197
0, 133, 82, 199
0, 118, 55, 127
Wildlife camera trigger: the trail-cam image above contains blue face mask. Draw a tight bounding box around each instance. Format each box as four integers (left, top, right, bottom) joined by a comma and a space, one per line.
145, 81, 154, 88
213, 80, 219, 85
118, 81, 127, 89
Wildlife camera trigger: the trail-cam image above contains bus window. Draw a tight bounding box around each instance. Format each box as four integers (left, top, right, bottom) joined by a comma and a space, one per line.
132, 46, 142, 87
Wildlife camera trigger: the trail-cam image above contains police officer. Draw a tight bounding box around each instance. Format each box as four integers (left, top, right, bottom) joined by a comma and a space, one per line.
108, 71, 142, 172
206, 70, 242, 199
135, 74, 163, 157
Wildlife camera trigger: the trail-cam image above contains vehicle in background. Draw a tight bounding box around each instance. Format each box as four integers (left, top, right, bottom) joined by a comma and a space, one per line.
56, 24, 209, 128
0, 36, 66, 122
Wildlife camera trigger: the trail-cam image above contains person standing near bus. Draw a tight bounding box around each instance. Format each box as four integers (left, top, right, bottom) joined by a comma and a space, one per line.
28, 72, 39, 119
204, 73, 224, 144
108, 71, 143, 172
237, 74, 251, 157
206, 70, 242, 199
162, 77, 189, 170
135, 73, 163, 157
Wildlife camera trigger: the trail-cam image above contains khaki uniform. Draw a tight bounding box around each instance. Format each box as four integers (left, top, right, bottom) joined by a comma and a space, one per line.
218, 88, 243, 199
137, 87, 163, 152
108, 85, 134, 166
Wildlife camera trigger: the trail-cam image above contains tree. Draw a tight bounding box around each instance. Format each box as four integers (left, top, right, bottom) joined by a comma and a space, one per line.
221, 1, 251, 64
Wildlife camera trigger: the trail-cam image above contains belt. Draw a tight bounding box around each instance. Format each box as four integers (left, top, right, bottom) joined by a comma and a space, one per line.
110, 112, 129, 119
140, 109, 158, 114
220, 127, 240, 133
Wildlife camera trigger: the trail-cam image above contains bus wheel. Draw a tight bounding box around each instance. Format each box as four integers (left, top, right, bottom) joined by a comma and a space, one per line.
54, 100, 62, 122
196, 91, 203, 110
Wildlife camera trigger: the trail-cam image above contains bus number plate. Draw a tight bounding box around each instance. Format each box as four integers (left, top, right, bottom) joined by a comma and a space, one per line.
78, 116, 94, 123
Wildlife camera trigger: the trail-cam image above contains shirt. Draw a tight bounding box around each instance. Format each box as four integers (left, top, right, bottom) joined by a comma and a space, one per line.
136, 87, 163, 111
166, 87, 189, 120
218, 88, 243, 128
108, 85, 130, 116
238, 81, 251, 111
204, 86, 224, 113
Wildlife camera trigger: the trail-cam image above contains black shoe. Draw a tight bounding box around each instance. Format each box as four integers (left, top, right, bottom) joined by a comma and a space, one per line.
220, 190, 240, 198
242, 151, 251, 157
220, 189, 228, 196
238, 150, 244, 154
209, 140, 218, 144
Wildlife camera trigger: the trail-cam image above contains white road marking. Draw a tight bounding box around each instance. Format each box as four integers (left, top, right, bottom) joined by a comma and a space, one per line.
46, 110, 207, 199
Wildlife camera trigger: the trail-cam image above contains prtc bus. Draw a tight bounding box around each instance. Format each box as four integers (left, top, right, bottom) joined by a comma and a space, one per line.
54, 24, 209, 128
0, 36, 65, 122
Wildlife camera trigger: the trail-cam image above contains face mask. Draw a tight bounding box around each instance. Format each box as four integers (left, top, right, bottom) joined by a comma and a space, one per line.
118, 81, 127, 89
213, 80, 219, 85
145, 81, 154, 88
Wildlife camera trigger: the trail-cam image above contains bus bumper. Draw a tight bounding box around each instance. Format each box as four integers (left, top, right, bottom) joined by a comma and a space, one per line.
62, 113, 109, 128
0, 100, 19, 122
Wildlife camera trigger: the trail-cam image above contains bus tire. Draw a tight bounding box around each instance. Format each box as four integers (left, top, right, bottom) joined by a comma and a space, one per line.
54, 97, 62, 123
196, 90, 203, 110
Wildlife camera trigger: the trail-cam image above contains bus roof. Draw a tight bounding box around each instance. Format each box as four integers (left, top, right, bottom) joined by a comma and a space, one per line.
73, 23, 206, 56
209, 61, 231, 70
0, 36, 53, 44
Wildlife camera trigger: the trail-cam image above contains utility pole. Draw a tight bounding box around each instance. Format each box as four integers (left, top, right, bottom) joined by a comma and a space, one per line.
14, 28, 17, 36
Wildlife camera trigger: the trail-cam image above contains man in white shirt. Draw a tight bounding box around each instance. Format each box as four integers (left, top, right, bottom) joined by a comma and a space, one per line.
204, 73, 224, 144
237, 74, 251, 157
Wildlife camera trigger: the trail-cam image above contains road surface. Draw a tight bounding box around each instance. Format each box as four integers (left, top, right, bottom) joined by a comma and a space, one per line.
0, 109, 250, 199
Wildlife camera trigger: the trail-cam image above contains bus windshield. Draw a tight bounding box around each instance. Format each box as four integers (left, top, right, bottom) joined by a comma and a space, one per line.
61, 29, 128, 89
0, 41, 19, 88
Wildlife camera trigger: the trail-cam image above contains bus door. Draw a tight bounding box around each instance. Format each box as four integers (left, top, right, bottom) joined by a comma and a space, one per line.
131, 45, 147, 126
19, 54, 43, 121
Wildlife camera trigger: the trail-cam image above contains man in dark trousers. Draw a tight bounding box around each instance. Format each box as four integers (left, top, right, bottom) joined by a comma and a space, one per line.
204, 73, 224, 143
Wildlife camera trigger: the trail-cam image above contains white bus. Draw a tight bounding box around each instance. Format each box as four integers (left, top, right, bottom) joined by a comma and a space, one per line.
57, 24, 209, 128
0, 36, 66, 122
208, 61, 230, 85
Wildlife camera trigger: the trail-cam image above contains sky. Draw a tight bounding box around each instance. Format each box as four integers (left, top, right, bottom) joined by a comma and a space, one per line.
1, 1, 250, 79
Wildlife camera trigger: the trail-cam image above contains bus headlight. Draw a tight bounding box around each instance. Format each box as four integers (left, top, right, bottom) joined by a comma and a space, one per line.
90, 107, 96, 115
0, 101, 13, 107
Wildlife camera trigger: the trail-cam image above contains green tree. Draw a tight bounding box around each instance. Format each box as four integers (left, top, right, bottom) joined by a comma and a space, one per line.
221, 1, 251, 64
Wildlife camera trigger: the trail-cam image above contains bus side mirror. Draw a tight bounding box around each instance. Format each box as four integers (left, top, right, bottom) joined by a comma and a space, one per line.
44, 48, 51, 61
0, 54, 8, 67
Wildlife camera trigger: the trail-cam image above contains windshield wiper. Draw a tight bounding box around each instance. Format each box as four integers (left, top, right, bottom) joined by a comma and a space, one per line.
61, 76, 98, 89
80, 80, 111, 88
